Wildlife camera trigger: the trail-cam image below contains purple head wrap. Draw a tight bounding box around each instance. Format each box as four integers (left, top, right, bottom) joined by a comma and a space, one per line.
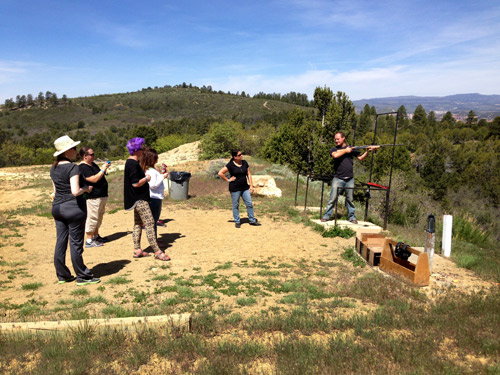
126, 137, 145, 155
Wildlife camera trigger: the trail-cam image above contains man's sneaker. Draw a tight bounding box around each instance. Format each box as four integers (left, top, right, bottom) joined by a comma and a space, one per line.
95, 235, 107, 243
58, 276, 76, 284
76, 277, 101, 286
85, 239, 103, 248
249, 220, 261, 226
157, 220, 166, 227
349, 219, 359, 224
235, 222, 241, 228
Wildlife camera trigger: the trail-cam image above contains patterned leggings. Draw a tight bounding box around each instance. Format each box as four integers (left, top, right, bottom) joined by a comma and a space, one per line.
133, 200, 161, 253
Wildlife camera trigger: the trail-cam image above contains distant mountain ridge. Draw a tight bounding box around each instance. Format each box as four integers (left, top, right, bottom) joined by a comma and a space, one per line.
353, 93, 500, 120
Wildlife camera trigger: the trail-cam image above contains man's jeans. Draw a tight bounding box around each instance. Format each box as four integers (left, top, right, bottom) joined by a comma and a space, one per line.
323, 177, 356, 221
230, 189, 256, 224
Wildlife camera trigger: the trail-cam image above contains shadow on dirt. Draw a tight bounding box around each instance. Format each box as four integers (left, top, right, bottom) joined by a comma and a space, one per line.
92, 259, 131, 278
152, 232, 184, 250
104, 231, 131, 242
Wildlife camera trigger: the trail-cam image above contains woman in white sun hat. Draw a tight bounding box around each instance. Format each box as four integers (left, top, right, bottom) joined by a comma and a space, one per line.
50, 135, 100, 286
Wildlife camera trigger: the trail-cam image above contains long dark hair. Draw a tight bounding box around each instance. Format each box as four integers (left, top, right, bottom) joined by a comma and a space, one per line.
140, 148, 158, 171
52, 150, 74, 167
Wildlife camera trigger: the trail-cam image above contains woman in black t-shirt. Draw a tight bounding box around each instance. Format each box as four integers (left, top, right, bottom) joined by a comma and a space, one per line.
124, 138, 170, 261
50, 135, 100, 286
218, 150, 261, 228
79, 147, 110, 247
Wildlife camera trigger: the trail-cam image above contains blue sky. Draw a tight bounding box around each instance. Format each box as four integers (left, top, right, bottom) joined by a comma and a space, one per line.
1, 0, 499, 103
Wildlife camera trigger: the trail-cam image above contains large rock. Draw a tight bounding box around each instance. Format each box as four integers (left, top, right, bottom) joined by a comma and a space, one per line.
252, 175, 282, 197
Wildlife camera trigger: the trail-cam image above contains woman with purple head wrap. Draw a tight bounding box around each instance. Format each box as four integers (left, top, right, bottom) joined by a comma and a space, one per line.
123, 137, 170, 261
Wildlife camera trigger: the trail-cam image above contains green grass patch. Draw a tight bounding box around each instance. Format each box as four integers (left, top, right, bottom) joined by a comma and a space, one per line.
341, 247, 366, 268
70, 288, 90, 297
21, 282, 43, 291
236, 297, 257, 306
106, 276, 132, 285
322, 226, 355, 238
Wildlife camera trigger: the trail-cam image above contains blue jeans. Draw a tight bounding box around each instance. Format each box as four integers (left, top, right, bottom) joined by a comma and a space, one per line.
323, 177, 356, 221
230, 189, 256, 224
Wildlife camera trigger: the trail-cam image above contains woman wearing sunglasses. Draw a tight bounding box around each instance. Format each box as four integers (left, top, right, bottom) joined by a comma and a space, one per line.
79, 147, 110, 248
218, 150, 261, 228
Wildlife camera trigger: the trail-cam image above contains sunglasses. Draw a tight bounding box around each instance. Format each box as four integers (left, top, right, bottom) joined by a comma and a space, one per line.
236, 153, 242, 157
86, 153, 95, 156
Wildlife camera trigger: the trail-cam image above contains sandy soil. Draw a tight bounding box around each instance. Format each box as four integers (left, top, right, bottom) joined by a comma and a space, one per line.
0, 143, 495, 322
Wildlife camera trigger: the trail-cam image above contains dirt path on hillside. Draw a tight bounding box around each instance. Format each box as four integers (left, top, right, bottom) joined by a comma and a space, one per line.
0, 144, 496, 322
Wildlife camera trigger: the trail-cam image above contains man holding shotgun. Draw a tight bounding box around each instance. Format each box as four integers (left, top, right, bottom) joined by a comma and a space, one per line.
321, 132, 379, 224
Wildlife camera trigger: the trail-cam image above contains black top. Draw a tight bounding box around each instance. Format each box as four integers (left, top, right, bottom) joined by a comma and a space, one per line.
50, 163, 82, 205
226, 159, 250, 192
330, 146, 361, 180
123, 158, 150, 210
79, 162, 108, 198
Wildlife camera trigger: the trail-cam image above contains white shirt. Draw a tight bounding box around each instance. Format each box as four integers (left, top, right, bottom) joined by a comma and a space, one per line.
145, 167, 165, 200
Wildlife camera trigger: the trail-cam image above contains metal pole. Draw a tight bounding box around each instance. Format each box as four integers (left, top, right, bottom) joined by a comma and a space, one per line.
364, 115, 379, 220
425, 214, 436, 272
383, 112, 399, 230
304, 175, 310, 212
319, 180, 325, 218
294, 171, 300, 207
334, 186, 340, 227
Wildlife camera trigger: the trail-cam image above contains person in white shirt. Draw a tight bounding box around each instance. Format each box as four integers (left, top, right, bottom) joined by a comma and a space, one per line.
140, 148, 168, 239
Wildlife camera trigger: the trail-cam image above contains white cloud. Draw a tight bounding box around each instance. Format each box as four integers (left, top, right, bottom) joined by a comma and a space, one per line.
93, 21, 149, 48
206, 59, 500, 101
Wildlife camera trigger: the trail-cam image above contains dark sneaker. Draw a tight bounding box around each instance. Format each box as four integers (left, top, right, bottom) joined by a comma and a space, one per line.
85, 239, 103, 248
157, 220, 166, 227
95, 235, 107, 243
58, 276, 76, 284
76, 277, 101, 286
235, 222, 241, 228
349, 219, 359, 224
249, 220, 261, 226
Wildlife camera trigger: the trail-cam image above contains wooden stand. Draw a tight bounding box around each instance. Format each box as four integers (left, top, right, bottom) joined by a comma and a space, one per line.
379, 239, 430, 286
356, 233, 386, 266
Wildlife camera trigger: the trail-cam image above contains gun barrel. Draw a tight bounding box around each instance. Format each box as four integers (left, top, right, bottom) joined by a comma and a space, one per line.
353, 144, 404, 149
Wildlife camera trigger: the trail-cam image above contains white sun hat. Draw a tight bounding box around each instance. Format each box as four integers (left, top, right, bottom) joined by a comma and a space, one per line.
53, 135, 81, 157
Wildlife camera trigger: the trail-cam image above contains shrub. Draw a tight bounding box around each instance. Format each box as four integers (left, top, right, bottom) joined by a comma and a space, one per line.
322, 226, 355, 239
453, 214, 490, 247
199, 121, 242, 160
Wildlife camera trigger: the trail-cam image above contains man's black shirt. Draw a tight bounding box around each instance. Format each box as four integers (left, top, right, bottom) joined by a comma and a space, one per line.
330, 146, 360, 179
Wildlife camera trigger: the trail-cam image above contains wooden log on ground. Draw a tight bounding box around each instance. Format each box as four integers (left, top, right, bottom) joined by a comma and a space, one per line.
0, 313, 191, 334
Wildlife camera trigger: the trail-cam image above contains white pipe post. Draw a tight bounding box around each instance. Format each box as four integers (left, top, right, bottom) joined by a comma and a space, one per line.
442, 215, 453, 257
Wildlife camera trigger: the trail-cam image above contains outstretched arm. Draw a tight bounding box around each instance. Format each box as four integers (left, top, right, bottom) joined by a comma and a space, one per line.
357, 145, 380, 162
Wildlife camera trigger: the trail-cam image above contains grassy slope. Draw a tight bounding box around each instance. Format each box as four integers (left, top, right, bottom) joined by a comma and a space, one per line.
0, 86, 311, 139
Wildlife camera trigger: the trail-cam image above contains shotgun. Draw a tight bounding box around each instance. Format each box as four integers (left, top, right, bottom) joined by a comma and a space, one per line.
352, 144, 404, 150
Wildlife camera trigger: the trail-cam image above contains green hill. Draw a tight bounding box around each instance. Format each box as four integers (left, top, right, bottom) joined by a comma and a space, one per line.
0, 85, 311, 142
